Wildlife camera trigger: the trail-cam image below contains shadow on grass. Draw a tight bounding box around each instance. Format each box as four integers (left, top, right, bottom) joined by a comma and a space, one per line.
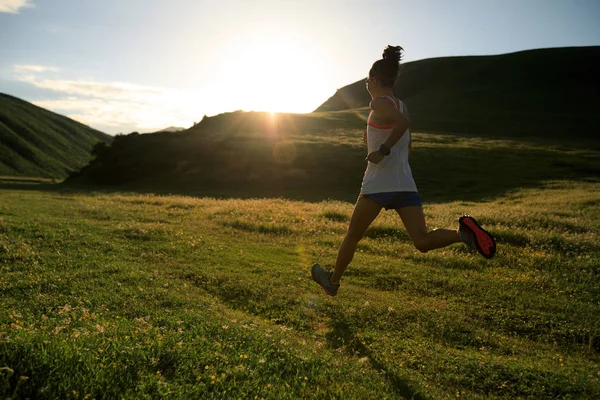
325, 315, 429, 400
365, 226, 411, 240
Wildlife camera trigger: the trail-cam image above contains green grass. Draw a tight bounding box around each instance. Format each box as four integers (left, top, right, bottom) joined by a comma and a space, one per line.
1, 177, 599, 398
0, 176, 56, 184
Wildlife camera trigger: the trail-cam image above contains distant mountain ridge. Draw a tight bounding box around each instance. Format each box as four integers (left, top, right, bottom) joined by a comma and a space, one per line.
155, 126, 186, 133
317, 46, 600, 139
0, 93, 112, 179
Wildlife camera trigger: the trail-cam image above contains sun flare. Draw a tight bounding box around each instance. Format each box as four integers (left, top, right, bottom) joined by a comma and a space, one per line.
216, 34, 329, 114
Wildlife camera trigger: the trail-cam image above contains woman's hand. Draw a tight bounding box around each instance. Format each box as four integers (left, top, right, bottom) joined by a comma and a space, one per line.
365, 150, 384, 164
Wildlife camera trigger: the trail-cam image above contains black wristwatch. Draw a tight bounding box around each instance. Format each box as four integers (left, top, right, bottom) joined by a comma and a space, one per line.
378, 143, 391, 156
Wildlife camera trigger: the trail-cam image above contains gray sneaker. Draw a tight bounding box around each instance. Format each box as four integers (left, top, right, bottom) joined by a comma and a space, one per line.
458, 222, 477, 250
311, 263, 340, 296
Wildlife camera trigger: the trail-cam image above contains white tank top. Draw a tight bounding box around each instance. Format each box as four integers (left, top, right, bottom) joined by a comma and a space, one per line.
360, 96, 417, 194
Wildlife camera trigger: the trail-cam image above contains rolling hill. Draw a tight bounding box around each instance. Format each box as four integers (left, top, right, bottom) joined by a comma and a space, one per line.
67, 46, 600, 200
66, 109, 600, 204
66, 111, 368, 200
0, 93, 112, 179
317, 46, 600, 139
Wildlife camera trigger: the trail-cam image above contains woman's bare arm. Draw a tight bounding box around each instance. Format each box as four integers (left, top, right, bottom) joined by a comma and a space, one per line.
365, 98, 411, 164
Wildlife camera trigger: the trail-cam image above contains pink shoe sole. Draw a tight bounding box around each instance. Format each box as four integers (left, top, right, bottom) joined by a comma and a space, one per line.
459, 216, 496, 259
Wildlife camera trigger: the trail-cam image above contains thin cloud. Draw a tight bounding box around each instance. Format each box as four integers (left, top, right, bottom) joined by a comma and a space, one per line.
33, 98, 186, 131
0, 0, 34, 14
17, 74, 164, 101
13, 65, 60, 73
14, 67, 200, 133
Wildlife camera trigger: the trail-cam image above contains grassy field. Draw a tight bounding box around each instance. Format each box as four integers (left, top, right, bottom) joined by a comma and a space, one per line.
1, 178, 599, 397
2, 125, 600, 398
0, 176, 57, 184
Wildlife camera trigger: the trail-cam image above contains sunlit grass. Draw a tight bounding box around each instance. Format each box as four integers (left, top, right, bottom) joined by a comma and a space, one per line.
1, 178, 599, 398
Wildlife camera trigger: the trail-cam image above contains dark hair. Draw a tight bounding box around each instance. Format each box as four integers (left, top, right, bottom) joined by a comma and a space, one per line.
369, 45, 403, 87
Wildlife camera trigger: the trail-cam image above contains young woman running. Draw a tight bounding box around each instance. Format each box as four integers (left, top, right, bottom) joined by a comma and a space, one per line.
311, 45, 496, 296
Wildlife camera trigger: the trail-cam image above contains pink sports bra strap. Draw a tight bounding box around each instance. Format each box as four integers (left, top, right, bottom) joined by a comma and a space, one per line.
382, 95, 399, 110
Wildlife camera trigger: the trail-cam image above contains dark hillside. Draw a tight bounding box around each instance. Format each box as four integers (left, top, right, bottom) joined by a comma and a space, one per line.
66, 110, 600, 203
317, 46, 600, 139
67, 111, 368, 201
0, 93, 112, 179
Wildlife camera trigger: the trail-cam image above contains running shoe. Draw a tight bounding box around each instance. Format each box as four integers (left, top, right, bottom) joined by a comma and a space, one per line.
458, 215, 496, 259
311, 263, 340, 296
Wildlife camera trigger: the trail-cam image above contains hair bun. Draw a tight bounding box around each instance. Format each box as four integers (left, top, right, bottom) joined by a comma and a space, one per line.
382, 45, 403, 64
369, 45, 404, 87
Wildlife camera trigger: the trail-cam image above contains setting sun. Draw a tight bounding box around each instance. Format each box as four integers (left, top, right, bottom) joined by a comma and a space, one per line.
214, 32, 331, 114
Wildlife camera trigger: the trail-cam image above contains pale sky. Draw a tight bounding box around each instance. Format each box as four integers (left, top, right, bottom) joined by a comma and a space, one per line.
1, 0, 599, 134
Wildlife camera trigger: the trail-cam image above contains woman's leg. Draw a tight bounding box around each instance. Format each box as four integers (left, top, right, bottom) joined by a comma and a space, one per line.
330, 197, 382, 283
396, 206, 461, 253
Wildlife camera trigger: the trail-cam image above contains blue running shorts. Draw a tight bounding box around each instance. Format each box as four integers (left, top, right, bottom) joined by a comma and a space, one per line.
359, 191, 422, 210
